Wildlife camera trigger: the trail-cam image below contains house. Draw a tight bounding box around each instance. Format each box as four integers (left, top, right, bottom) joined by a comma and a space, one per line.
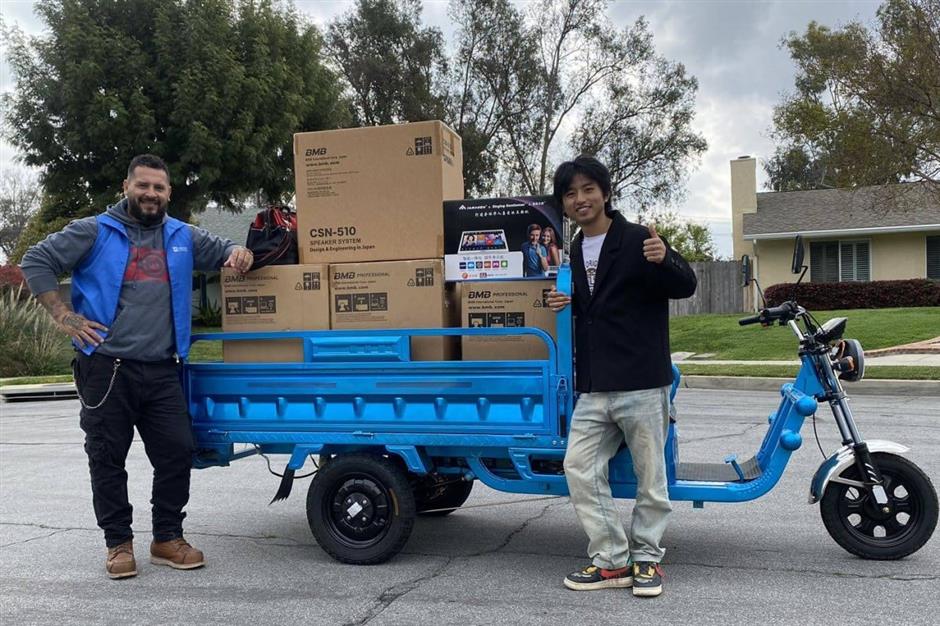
731, 156, 940, 289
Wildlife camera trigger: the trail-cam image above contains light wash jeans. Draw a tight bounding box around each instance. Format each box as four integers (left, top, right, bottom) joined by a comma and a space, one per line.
563, 386, 672, 568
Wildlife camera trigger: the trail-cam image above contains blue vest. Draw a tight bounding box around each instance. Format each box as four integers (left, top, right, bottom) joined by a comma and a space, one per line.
71, 213, 194, 359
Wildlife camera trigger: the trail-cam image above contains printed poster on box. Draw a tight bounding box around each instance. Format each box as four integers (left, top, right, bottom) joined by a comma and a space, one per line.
443, 196, 564, 281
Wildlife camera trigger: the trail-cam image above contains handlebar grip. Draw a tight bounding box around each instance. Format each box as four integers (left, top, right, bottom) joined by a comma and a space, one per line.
738, 314, 762, 326
763, 302, 794, 318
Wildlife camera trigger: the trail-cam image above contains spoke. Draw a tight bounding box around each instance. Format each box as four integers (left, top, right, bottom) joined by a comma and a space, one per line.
893, 499, 914, 514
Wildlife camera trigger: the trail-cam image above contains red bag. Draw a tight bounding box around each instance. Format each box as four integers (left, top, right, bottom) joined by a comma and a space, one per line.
246, 205, 298, 270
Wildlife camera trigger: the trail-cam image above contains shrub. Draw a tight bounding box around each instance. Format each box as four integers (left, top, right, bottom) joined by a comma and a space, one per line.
0, 265, 26, 291
764, 279, 940, 310
0, 286, 73, 377
193, 301, 222, 327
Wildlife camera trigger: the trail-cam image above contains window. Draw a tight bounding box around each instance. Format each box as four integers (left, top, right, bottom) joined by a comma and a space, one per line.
810, 239, 870, 283
928, 236, 940, 280
839, 240, 870, 282
810, 241, 839, 283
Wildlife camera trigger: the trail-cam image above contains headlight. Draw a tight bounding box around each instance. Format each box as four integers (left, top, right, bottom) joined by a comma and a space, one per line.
834, 338, 865, 382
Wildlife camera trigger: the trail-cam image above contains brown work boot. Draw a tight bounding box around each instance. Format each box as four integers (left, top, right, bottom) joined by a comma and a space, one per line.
150, 537, 205, 570
106, 541, 137, 579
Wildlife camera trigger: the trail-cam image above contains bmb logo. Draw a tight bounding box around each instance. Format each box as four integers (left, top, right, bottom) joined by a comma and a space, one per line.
334, 271, 356, 280
468, 291, 492, 299
305, 147, 327, 156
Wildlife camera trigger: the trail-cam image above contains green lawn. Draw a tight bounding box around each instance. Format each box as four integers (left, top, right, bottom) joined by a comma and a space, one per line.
670, 306, 939, 361
189, 325, 224, 362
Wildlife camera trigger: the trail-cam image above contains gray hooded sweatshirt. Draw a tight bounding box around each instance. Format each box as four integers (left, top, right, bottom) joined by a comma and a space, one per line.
21, 199, 237, 361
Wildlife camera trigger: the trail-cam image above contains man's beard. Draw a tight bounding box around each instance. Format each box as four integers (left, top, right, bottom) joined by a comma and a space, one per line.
127, 196, 167, 226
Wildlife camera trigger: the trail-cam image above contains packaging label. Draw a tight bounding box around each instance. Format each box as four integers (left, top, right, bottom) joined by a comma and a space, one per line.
297, 271, 321, 291
225, 295, 276, 316
335, 292, 388, 313
444, 196, 564, 281
408, 135, 433, 156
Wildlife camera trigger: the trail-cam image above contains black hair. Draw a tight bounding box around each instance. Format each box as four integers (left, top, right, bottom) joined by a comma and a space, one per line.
527, 223, 542, 234
127, 154, 170, 180
552, 155, 613, 214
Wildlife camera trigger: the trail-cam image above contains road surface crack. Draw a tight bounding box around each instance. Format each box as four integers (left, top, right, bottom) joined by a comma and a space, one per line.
470, 499, 566, 557
345, 557, 454, 626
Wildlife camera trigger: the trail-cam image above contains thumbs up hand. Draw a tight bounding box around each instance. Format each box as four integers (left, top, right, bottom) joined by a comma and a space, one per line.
643, 223, 666, 264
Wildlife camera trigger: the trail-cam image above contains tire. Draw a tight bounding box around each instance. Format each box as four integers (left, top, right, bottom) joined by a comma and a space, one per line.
820, 452, 939, 560
307, 454, 416, 565
416, 477, 474, 517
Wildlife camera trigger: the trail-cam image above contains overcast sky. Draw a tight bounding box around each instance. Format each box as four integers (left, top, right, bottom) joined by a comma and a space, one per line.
1, 0, 881, 257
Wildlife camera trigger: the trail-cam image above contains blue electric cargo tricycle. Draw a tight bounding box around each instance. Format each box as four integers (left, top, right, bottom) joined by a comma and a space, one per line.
185, 239, 937, 564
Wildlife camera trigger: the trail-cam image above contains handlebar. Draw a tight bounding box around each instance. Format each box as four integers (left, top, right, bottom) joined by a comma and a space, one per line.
738, 301, 799, 326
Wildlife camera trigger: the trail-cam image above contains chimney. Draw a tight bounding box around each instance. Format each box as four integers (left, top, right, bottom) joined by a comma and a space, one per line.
730, 156, 757, 260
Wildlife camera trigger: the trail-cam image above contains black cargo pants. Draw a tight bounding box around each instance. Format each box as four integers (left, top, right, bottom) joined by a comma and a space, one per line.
74, 352, 194, 548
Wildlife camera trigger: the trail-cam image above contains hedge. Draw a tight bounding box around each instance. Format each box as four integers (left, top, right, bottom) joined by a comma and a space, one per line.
764, 279, 940, 310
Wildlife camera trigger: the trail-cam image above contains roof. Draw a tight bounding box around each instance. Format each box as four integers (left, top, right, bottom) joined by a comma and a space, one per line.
743, 182, 940, 239
192, 206, 254, 247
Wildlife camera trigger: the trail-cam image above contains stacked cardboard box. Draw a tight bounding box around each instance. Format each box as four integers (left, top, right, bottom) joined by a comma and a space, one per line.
222, 121, 464, 362
460, 279, 557, 360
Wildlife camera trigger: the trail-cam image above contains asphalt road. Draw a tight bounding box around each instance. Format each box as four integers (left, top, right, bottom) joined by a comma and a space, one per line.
1, 389, 937, 625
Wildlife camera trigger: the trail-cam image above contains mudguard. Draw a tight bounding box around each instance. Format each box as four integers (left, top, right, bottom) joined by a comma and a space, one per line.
808, 439, 910, 504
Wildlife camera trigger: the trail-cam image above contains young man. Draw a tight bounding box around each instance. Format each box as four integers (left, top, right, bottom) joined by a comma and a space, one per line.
20, 154, 254, 579
520, 224, 548, 276
545, 156, 697, 597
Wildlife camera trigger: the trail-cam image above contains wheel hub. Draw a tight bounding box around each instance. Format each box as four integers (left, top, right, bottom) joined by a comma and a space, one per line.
343, 492, 375, 528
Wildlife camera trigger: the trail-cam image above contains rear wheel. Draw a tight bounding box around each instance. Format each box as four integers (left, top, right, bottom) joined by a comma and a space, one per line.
415, 476, 474, 517
820, 453, 938, 560
307, 454, 416, 564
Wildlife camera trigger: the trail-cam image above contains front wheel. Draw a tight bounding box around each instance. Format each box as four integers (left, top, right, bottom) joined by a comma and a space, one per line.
307, 454, 416, 564
820, 452, 938, 560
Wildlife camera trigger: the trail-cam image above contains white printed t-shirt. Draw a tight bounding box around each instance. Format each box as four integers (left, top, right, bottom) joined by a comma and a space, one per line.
582, 232, 606, 294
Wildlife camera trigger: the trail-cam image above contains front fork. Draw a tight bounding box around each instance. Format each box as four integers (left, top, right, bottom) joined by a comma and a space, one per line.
816, 353, 890, 505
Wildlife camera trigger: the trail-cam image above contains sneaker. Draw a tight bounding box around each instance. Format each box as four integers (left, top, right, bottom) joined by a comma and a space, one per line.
632, 562, 664, 597
106, 541, 137, 579
150, 538, 206, 570
564, 564, 633, 590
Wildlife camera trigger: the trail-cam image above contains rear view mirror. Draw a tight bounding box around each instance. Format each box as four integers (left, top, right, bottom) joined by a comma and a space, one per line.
791, 235, 805, 274
741, 254, 752, 287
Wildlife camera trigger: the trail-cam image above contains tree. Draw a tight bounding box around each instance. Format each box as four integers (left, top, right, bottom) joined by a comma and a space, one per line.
447, 0, 541, 196
766, 0, 940, 191
642, 210, 718, 262
500, 0, 705, 199
0, 168, 41, 261
2, 0, 348, 246
327, 0, 448, 126
572, 51, 707, 211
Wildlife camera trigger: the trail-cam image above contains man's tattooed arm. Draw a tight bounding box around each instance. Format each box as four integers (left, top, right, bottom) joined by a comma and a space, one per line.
35, 291, 109, 348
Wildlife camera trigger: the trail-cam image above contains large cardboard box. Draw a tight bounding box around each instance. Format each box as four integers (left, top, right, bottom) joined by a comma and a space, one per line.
443, 196, 564, 281
329, 259, 456, 360
221, 264, 330, 362
461, 279, 557, 360
294, 121, 464, 264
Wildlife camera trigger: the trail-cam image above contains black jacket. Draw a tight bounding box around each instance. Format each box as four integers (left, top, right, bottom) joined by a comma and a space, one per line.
570, 212, 697, 392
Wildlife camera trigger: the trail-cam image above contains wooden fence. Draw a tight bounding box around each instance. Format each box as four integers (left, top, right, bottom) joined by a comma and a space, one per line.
669, 260, 746, 316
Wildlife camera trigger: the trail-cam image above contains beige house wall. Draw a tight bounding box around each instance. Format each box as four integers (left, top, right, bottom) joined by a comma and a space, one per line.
871, 232, 928, 280
754, 239, 798, 287
754, 232, 934, 286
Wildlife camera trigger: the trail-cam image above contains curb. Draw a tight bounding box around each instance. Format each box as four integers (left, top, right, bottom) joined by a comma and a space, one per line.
0, 382, 78, 402
681, 375, 940, 396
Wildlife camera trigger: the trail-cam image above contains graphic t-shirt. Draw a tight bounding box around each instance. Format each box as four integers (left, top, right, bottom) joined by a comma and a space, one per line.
582, 232, 606, 294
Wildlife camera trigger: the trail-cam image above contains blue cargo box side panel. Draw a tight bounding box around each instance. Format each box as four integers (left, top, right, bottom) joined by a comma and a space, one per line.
187, 360, 557, 436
